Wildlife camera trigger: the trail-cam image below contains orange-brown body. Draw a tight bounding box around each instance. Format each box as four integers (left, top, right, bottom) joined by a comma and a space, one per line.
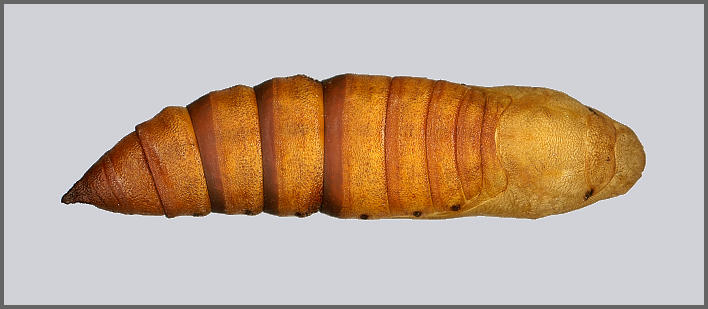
62, 74, 646, 219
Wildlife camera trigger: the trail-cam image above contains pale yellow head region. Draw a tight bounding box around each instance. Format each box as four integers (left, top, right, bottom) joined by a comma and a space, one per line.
463, 86, 646, 219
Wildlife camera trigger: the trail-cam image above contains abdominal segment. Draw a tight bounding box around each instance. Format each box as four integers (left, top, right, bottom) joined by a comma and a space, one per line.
64, 74, 513, 219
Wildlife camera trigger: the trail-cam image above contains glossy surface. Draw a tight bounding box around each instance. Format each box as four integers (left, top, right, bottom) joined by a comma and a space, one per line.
63, 74, 646, 219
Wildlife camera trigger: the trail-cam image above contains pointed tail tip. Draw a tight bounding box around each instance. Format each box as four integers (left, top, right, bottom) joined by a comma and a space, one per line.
60, 157, 121, 211
61, 184, 80, 204
61, 179, 91, 205
61, 190, 75, 204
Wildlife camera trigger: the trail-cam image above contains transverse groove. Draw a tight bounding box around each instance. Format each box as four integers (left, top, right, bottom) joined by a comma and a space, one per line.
135, 131, 167, 216
453, 86, 471, 202
422, 80, 437, 215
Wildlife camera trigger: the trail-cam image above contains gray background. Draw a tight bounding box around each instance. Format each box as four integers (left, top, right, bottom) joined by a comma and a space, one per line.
4, 4, 703, 305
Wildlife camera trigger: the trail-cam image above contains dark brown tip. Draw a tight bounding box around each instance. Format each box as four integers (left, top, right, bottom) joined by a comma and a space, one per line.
61, 185, 79, 204
60, 177, 93, 205
60, 156, 120, 212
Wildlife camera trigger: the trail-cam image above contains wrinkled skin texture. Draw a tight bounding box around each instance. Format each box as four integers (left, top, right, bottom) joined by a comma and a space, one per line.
62, 74, 646, 220
431, 86, 645, 219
